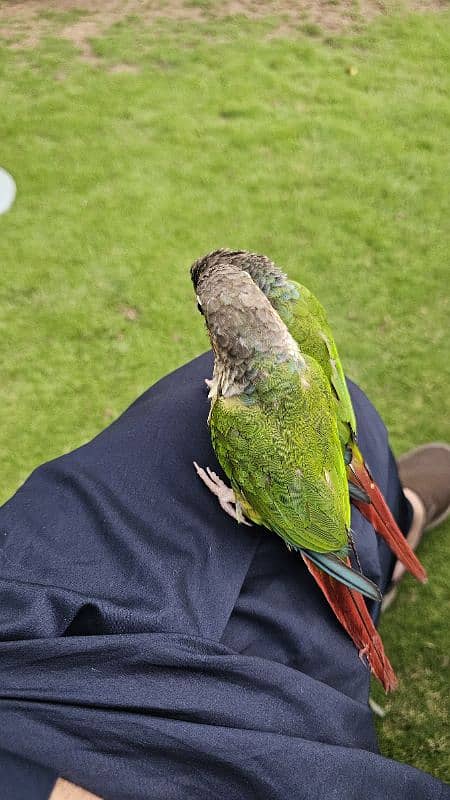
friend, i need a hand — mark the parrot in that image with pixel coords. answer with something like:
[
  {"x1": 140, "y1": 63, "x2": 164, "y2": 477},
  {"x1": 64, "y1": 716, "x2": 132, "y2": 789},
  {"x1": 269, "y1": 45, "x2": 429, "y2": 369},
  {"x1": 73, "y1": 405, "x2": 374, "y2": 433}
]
[
  {"x1": 191, "y1": 254, "x2": 397, "y2": 691},
  {"x1": 192, "y1": 249, "x2": 427, "y2": 587}
]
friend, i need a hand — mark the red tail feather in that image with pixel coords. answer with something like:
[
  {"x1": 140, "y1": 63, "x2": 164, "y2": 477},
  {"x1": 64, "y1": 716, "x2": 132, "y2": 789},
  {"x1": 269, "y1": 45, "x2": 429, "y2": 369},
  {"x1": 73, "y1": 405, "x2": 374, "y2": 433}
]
[
  {"x1": 303, "y1": 555, "x2": 398, "y2": 692},
  {"x1": 350, "y1": 460, "x2": 427, "y2": 584}
]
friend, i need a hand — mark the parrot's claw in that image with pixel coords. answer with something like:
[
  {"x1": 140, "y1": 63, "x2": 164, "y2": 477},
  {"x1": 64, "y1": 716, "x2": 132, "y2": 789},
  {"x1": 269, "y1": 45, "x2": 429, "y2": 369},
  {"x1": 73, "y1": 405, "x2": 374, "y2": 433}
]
[
  {"x1": 204, "y1": 378, "x2": 213, "y2": 389},
  {"x1": 234, "y1": 500, "x2": 248, "y2": 525},
  {"x1": 193, "y1": 462, "x2": 252, "y2": 526}
]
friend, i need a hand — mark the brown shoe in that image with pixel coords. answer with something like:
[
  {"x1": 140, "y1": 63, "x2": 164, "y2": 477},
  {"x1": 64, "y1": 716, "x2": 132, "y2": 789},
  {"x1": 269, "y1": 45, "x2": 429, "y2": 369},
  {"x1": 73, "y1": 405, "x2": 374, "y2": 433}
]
[
  {"x1": 382, "y1": 443, "x2": 450, "y2": 610},
  {"x1": 398, "y1": 442, "x2": 450, "y2": 531}
]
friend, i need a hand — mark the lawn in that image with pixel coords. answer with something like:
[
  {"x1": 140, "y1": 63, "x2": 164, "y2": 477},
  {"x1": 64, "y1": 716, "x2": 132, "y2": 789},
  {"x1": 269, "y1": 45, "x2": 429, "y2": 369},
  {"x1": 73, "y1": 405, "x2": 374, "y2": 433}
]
[{"x1": 0, "y1": 0, "x2": 449, "y2": 782}]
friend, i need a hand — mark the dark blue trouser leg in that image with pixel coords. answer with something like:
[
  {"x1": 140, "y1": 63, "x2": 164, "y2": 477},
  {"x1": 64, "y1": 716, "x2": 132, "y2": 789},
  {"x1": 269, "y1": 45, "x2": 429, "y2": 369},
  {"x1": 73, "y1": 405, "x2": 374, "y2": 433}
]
[{"x1": 0, "y1": 355, "x2": 444, "y2": 800}]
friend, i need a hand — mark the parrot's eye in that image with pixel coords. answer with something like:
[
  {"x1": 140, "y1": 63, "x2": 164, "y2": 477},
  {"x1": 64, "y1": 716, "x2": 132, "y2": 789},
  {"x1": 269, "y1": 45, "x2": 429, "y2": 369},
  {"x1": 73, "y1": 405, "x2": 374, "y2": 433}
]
[{"x1": 196, "y1": 296, "x2": 204, "y2": 315}]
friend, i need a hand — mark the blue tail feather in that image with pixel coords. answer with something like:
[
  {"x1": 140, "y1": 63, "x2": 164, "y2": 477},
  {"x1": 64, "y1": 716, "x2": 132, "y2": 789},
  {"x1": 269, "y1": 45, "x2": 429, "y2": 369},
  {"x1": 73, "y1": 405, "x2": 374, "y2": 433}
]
[
  {"x1": 303, "y1": 550, "x2": 382, "y2": 602},
  {"x1": 348, "y1": 482, "x2": 370, "y2": 503}
]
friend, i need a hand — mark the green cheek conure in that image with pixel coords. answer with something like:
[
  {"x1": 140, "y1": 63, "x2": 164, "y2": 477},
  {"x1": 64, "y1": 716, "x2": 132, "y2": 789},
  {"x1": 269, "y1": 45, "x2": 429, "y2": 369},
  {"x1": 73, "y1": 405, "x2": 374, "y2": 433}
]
[{"x1": 191, "y1": 254, "x2": 398, "y2": 691}]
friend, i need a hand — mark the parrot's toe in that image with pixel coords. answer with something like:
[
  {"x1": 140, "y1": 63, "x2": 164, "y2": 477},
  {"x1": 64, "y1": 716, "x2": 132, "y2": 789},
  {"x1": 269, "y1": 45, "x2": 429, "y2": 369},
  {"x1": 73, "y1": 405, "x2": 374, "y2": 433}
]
[{"x1": 193, "y1": 461, "x2": 251, "y2": 525}]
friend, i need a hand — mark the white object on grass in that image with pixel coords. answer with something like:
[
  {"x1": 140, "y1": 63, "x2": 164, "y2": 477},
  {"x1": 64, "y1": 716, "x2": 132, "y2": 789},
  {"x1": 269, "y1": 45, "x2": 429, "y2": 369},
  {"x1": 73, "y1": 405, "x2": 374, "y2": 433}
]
[
  {"x1": 369, "y1": 697, "x2": 387, "y2": 718},
  {"x1": 0, "y1": 167, "x2": 16, "y2": 214}
]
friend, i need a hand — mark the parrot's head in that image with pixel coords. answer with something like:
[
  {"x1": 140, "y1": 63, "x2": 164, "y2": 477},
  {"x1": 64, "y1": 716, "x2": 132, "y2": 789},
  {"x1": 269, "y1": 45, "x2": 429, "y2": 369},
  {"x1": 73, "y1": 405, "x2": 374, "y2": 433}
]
[
  {"x1": 191, "y1": 248, "x2": 287, "y2": 300},
  {"x1": 190, "y1": 251, "x2": 301, "y2": 396}
]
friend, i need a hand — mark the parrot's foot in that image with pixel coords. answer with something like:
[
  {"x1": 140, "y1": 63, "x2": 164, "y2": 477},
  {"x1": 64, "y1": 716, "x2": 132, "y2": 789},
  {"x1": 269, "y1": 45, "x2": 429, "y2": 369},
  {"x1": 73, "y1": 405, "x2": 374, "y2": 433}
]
[
  {"x1": 204, "y1": 378, "x2": 213, "y2": 389},
  {"x1": 193, "y1": 462, "x2": 252, "y2": 526}
]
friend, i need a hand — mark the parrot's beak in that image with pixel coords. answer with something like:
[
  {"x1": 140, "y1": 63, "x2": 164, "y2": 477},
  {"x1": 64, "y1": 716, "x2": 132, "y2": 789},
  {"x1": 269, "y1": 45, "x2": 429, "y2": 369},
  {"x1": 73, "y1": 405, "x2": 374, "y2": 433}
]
[{"x1": 196, "y1": 295, "x2": 204, "y2": 315}]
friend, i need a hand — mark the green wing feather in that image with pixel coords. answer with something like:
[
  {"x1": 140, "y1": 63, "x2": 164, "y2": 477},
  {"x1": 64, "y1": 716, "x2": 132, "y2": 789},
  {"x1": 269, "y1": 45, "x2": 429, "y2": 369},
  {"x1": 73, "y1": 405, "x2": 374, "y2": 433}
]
[
  {"x1": 210, "y1": 357, "x2": 350, "y2": 554},
  {"x1": 268, "y1": 280, "x2": 357, "y2": 444}
]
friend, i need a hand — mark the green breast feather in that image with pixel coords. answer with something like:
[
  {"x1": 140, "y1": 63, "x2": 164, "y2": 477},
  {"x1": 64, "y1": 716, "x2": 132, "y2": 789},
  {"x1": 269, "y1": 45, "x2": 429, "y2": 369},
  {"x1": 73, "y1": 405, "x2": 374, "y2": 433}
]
[{"x1": 210, "y1": 357, "x2": 350, "y2": 554}]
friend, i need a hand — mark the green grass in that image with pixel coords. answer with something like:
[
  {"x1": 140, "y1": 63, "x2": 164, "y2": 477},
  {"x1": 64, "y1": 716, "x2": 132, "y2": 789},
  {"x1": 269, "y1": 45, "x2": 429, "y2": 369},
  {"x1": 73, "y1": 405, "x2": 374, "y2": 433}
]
[{"x1": 1, "y1": 6, "x2": 449, "y2": 781}]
